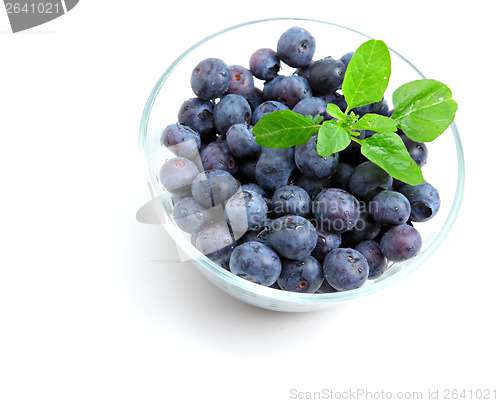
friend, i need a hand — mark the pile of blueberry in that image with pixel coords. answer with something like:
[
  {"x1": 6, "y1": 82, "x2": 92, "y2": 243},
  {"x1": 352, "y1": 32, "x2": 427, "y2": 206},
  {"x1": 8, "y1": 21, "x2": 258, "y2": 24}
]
[{"x1": 158, "y1": 26, "x2": 441, "y2": 293}]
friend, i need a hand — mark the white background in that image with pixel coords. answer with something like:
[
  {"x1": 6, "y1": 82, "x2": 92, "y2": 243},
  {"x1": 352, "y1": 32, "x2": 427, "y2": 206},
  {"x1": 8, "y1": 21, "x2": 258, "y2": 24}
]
[{"x1": 1, "y1": 1, "x2": 498, "y2": 402}]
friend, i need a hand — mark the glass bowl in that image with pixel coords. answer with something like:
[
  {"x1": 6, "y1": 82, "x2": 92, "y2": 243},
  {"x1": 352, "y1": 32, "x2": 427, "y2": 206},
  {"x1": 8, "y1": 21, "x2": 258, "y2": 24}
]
[{"x1": 138, "y1": 18, "x2": 465, "y2": 312}]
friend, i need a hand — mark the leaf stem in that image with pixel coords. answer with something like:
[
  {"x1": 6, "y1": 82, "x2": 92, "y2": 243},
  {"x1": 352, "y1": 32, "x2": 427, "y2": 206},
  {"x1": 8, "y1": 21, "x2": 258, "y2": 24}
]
[
  {"x1": 350, "y1": 136, "x2": 363, "y2": 145},
  {"x1": 344, "y1": 107, "x2": 351, "y2": 117}
]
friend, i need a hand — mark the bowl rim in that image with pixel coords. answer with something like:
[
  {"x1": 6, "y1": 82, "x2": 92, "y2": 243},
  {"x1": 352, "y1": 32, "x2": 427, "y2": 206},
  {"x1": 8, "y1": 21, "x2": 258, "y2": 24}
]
[{"x1": 138, "y1": 17, "x2": 465, "y2": 305}]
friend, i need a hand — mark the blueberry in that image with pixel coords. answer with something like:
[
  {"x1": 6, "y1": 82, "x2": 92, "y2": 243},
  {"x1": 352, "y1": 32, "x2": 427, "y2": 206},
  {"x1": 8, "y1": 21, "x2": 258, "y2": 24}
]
[
  {"x1": 255, "y1": 147, "x2": 295, "y2": 192},
  {"x1": 313, "y1": 188, "x2": 361, "y2": 233},
  {"x1": 398, "y1": 181, "x2": 440, "y2": 222},
  {"x1": 315, "y1": 280, "x2": 338, "y2": 293},
  {"x1": 308, "y1": 57, "x2": 346, "y2": 95},
  {"x1": 380, "y1": 224, "x2": 422, "y2": 262},
  {"x1": 241, "y1": 218, "x2": 273, "y2": 246},
  {"x1": 251, "y1": 100, "x2": 289, "y2": 125},
  {"x1": 342, "y1": 130, "x2": 375, "y2": 160},
  {"x1": 278, "y1": 256, "x2": 324, "y2": 293},
  {"x1": 225, "y1": 190, "x2": 268, "y2": 234},
  {"x1": 269, "y1": 281, "x2": 281, "y2": 289},
  {"x1": 376, "y1": 100, "x2": 392, "y2": 117},
  {"x1": 342, "y1": 209, "x2": 382, "y2": 245},
  {"x1": 355, "y1": 240, "x2": 387, "y2": 280},
  {"x1": 190, "y1": 58, "x2": 231, "y2": 100},
  {"x1": 348, "y1": 161, "x2": 393, "y2": 200},
  {"x1": 239, "y1": 159, "x2": 258, "y2": 182},
  {"x1": 341, "y1": 130, "x2": 367, "y2": 155},
  {"x1": 246, "y1": 87, "x2": 264, "y2": 110},
  {"x1": 400, "y1": 134, "x2": 428, "y2": 168},
  {"x1": 295, "y1": 135, "x2": 339, "y2": 179},
  {"x1": 352, "y1": 98, "x2": 388, "y2": 117},
  {"x1": 295, "y1": 64, "x2": 312, "y2": 82},
  {"x1": 226, "y1": 124, "x2": 262, "y2": 159},
  {"x1": 311, "y1": 228, "x2": 342, "y2": 262},
  {"x1": 295, "y1": 175, "x2": 330, "y2": 200},
  {"x1": 225, "y1": 65, "x2": 255, "y2": 98},
  {"x1": 191, "y1": 232, "x2": 198, "y2": 247},
  {"x1": 191, "y1": 169, "x2": 239, "y2": 208},
  {"x1": 196, "y1": 221, "x2": 240, "y2": 266},
  {"x1": 159, "y1": 157, "x2": 199, "y2": 194},
  {"x1": 262, "y1": 75, "x2": 285, "y2": 101},
  {"x1": 340, "y1": 51, "x2": 354, "y2": 68},
  {"x1": 292, "y1": 97, "x2": 330, "y2": 120},
  {"x1": 323, "y1": 248, "x2": 369, "y2": 291},
  {"x1": 249, "y1": 48, "x2": 281, "y2": 81},
  {"x1": 171, "y1": 188, "x2": 192, "y2": 206},
  {"x1": 213, "y1": 94, "x2": 251, "y2": 135},
  {"x1": 241, "y1": 183, "x2": 267, "y2": 197},
  {"x1": 229, "y1": 241, "x2": 282, "y2": 286},
  {"x1": 160, "y1": 123, "x2": 201, "y2": 160},
  {"x1": 173, "y1": 197, "x2": 211, "y2": 234},
  {"x1": 200, "y1": 140, "x2": 238, "y2": 175},
  {"x1": 370, "y1": 190, "x2": 411, "y2": 225},
  {"x1": 276, "y1": 75, "x2": 312, "y2": 109},
  {"x1": 177, "y1": 98, "x2": 215, "y2": 141},
  {"x1": 339, "y1": 148, "x2": 368, "y2": 167},
  {"x1": 322, "y1": 92, "x2": 347, "y2": 112},
  {"x1": 329, "y1": 162, "x2": 354, "y2": 190},
  {"x1": 277, "y1": 26, "x2": 316, "y2": 68},
  {"x1": 271, "y1": 185, "x2": 311, "y2": 218},
  {"x1": 269, "y1": 215, "x2": 318, "y2": 260}
]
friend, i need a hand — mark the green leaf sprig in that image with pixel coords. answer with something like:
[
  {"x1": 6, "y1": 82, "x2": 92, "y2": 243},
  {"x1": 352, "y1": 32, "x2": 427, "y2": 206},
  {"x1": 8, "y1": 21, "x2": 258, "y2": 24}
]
[{"x1": 253, "y1": 39, "x2": 458, "y2": 186}]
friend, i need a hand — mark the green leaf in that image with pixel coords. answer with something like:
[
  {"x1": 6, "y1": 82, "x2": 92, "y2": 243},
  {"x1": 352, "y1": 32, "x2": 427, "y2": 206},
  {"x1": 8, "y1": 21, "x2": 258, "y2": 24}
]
[
  {"x1": 351, "y1": 113, "x2": 397, "y2": 132},
  {"x1": 313, "y1": 115, "x2": 324, "y2": 125},
  {"x1": 306, "y1": 115, "x2": 324, "y2": 125},
  {"x1": 253, "y1": 110, "x2": 319, "y2": 148},
  {"x1": 360, "y1": 131, "x2": 424, "y2": 185},
  {"x1": 326, "y1": 103, "x2": 345, "y2": 121},
  {"x1": 342, "y1": 39, "x2": 391, "y2": 111},
  {"x1": 391, "y1": 79, "x2": 458, "y2": 142},
  {"x1": 345, "y1": 112, "x2": 359, "y2": 126},
  {"x1": 317, "y1": 121, "x2": 351, "y2": 157}
]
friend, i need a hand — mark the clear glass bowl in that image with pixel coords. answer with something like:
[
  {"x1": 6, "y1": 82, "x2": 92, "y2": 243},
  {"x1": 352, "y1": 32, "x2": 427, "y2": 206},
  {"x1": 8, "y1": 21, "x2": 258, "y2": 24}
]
[{"x1": 138, "y1": 18, "x2": 465, "y2": 312}]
